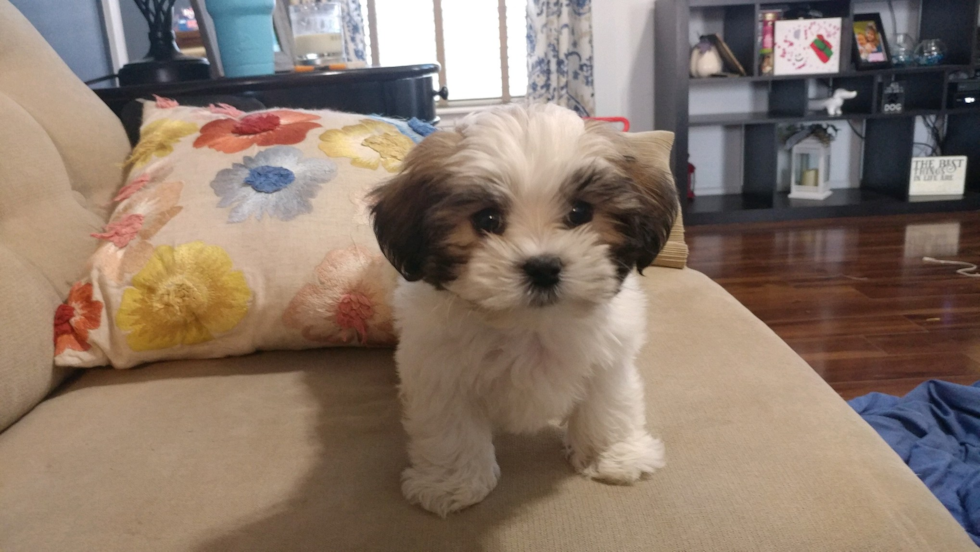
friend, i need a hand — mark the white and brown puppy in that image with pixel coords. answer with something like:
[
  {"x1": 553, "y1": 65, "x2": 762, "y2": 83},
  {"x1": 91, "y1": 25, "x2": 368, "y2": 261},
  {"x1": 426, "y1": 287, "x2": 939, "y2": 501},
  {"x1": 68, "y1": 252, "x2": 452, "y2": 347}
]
[{"x1": 370, "y1": 103, "x2": 677, "y2": 517}]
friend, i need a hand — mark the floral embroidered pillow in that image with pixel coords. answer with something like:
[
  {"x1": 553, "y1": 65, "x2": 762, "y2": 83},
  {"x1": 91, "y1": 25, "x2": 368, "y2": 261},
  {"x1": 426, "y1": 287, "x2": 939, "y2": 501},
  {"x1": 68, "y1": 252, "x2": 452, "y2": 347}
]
[{"x1": 54, "y1": 100, "x2": 433, "y2": 369}]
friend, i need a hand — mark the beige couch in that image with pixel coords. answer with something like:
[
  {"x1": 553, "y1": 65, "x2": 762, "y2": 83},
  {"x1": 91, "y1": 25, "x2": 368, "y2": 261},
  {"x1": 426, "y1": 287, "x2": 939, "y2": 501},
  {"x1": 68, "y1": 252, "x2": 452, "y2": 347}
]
[{"x1": 0, "y1": 3, "x2": 975, "y2": 550}]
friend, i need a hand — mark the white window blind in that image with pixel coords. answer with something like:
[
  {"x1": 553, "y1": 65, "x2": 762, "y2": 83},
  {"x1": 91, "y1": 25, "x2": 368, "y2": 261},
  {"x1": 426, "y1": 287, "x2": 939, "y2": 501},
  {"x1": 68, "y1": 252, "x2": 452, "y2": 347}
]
[{"x1": 362, "y1": 0, "x2": 528, "y2": 103}]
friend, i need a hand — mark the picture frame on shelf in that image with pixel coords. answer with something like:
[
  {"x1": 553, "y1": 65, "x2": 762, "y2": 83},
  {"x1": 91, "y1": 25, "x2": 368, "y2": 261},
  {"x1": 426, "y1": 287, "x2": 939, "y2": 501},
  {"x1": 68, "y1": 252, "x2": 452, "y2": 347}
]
[
  {"x1": 852, "y1": 13, "x2": 891, "y2": 70},
  {"x1": 773, "y1": 18, "x2": 843, "y2": 76},
  {"x1": 189, "y1": 0, "x2": 295, "y2": 78},
  {"x1": 706, "y1": 34, "x2": 747, "y2": 76}
]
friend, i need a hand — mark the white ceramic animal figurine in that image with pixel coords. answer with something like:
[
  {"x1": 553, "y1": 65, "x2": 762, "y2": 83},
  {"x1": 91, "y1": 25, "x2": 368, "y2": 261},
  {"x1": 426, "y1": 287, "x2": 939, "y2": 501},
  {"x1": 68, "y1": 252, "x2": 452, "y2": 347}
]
[
  {"x1": 809, "y1": 89, "x2": 858, "y2": 117},
  {"x1": 690, "y1": 38, "x2": 723, "y2": 78}
]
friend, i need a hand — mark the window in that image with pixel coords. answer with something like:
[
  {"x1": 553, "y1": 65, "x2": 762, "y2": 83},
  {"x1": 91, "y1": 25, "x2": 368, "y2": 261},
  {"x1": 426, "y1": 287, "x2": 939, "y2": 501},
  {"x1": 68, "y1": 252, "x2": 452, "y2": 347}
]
[{"x1": 361, "y1": 0, "x2": 528, "y2": 103}]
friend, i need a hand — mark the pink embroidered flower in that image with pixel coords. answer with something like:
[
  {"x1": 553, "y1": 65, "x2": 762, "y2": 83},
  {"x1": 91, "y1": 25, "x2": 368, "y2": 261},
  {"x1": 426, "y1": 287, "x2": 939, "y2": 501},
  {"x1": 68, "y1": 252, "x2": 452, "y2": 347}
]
[
  {"x1": 115, "y1": 175, "x2": 151, "y2": 203},
  {"x1": 90, "y1": 181, "x2": 184, "y2": 283},
  {"x1": 282, "y1": 245, "x2": 397, "y2": 346},
  {"x1": 204, "y1": 103, "x2": 245, "y2": 118},
  {"x1": 96, "y1": 180, "x2": 183, "y2": 246},
  {"x1": 115, "y1": 180, "x2": 183, "y2": 236},
  {"x1": 88, "y1": 240, "x2": 155, "y2": 285},
  {"x1": 154, "y1": 95, "x2": 179, "y2": 108},
  {"x1": 91, "y1": 214, "x2": 145, "y2": 247},
  {"x1": 115, "y1": 159, "x2": 174, "y2": 202},
  {"x1": 335, "y1": 292, "x2": 374, "y2": 340},
  {"x1": 54, "y1": 282, "x2": 103, "y2": 355}
]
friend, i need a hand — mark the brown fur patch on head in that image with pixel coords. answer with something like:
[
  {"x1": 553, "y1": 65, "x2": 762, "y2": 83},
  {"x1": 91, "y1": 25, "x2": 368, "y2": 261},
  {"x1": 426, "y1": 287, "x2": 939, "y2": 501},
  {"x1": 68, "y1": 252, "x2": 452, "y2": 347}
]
[
  {"x1": 571, "y1": 125, "x2": 679, "y2": 279},
  {"x1": 369, "y1": 130, "x2": 503, "y2": 287}
]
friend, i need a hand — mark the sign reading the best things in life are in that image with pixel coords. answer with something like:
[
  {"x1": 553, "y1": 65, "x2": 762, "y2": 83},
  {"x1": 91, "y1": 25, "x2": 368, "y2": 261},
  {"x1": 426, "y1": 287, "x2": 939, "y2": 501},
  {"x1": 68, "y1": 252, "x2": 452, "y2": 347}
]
[{"x1": 909, "y1": 156, "x2": 968, "y2": 196}]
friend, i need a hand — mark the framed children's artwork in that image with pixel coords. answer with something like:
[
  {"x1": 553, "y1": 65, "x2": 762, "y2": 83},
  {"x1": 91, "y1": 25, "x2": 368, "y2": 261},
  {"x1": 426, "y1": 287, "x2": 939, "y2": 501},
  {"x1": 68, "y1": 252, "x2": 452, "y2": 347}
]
[
  {"x1": 773, "y1": 18, "x2": 843, "y2": 76},
  {"x1": 852, "y1": 14, "x2": 891, "y2": 69}
]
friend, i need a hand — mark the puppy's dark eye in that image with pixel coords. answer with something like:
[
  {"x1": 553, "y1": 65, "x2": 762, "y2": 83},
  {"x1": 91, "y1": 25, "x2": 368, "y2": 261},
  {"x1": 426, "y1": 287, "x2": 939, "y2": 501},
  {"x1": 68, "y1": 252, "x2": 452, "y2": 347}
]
[
  {"x1": 566, "y1": 201, "x2": 594, "y2": 228},
  {"x1": 472, "y1": 208, "x2": 504, "y2": 235}
]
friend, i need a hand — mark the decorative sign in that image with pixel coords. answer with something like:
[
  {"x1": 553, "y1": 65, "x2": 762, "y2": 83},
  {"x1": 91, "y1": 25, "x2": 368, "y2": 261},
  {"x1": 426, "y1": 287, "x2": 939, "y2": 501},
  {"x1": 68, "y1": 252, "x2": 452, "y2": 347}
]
[
  {"x1": 909, "y1": 156, "x2": 967, "y2": 196},
  {"x1": 881, "y1": 81, "x2": 905, "y2": 114},
  {"x1": 774, "y1": 18, "x2": 843, "y2": 76}
]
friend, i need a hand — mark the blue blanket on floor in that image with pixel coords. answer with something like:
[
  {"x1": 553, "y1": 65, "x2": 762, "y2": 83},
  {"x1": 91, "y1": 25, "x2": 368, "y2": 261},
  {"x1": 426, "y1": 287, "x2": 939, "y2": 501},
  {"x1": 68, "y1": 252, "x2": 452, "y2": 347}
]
[{"x1": 850, "y1": 380, "x2": 980, "y2": 546}]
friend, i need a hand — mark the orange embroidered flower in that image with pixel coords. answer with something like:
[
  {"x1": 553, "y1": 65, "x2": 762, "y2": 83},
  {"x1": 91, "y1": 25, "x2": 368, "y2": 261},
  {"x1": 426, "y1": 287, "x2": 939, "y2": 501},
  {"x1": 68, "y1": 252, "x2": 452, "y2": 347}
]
[
  {"x1": 193, "y1": 110, "x2": 322, "y2": 154},
  {"x1": 54, "y1": 282, "x2": 103, "y2": 355},
  {"x1": 282, "y1": 245, "x2": 397, "y2": 346}
]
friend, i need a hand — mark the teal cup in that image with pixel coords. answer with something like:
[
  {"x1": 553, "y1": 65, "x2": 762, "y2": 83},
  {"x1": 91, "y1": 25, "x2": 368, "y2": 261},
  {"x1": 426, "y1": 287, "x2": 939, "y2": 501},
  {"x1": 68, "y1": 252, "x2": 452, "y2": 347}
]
[{"x1": 206, "y1": 0, "x2": 276, "y2": 77}]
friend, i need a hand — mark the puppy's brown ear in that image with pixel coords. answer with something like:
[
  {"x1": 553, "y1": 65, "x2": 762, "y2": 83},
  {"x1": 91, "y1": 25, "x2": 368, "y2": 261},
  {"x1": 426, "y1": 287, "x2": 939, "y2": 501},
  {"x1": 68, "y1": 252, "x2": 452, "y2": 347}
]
[
  {"x1": 369, "y1": 131, "x2": 461, "y2": 282},
  {"x1": 618, "y1": 131, "x2": 680, "y2": 273}
]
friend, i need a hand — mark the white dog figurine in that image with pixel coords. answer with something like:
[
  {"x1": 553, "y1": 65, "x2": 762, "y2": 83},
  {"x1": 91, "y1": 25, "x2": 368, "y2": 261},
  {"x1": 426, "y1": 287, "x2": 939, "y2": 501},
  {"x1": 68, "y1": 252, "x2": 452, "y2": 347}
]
[
  {"x1": 370, "y1": 103, "x2": 678, "y2": 517},
  {"x1": 809, "y1": 88, "x2": 858, "y2": 117}
]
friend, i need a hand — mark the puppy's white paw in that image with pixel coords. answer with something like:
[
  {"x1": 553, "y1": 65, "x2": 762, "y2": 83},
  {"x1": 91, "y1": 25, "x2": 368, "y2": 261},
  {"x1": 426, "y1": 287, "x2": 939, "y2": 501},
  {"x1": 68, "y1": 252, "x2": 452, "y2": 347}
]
[
  {"x1": 564, "y1": 442, "x2": 592, "y2": 473},
  {"x1": 401, "y1": 462, "x2": 500, "y2": 517},
  {"x1": 575, "y1": 433, "x2": 665, "y2": 484}
]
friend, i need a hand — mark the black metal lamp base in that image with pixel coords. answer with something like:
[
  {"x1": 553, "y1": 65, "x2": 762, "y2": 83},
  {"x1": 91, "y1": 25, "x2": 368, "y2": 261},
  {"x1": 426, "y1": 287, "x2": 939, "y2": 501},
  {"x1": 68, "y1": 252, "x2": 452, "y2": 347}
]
[
  {"x1": 118, "y1": 55, "x2": 211, "y2": 86},
  {"x1": 117, "y1": 4, "x2": 211, "y2": 87}
]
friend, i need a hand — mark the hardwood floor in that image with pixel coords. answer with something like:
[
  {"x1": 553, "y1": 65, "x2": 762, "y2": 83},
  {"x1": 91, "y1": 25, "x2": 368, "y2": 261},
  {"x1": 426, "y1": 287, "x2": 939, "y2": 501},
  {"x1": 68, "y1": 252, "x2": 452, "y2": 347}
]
[{"x1": 686, "y1": 211, "x2": 980, "y2": 400}]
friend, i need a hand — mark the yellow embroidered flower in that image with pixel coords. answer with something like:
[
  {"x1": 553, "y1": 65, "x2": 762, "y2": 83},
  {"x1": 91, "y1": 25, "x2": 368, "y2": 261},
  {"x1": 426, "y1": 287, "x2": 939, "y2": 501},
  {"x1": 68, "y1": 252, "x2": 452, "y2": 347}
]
[
  {"x1": 126, "y1": 119, "x2": 198, "y2": 167},
  {"x1": 117, "y1": 242, "x2": 251, "y2": 351},
  {"x1": 318, "y1": 119, "x2": 414, "y2": 172}
]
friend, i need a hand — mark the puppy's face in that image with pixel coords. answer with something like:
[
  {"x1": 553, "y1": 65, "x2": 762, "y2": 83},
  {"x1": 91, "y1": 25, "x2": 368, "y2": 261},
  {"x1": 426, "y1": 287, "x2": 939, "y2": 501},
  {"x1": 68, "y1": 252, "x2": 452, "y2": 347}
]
[{"x1": 371, "y1": 104, "x2": 677, "y2": 315}]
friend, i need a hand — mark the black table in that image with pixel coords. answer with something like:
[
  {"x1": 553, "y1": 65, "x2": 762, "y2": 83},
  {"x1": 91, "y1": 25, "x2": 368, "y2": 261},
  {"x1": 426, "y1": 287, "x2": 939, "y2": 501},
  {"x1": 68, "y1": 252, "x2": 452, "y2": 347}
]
[{"x1": 94, "y1": 63, "x2": 444, "y2": 125}]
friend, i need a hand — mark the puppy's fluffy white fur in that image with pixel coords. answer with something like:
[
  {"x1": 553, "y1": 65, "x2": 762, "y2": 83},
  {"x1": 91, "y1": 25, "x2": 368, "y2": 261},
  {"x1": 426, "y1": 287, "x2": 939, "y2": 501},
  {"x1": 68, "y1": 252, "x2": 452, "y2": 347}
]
[{"x1": 371, "y1": 103, "x2": 677, "y2": 517}]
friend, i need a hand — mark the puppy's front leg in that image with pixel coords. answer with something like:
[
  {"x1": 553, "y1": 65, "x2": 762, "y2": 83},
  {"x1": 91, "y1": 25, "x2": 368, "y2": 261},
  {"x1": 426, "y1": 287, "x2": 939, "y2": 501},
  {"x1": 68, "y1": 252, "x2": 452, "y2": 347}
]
[
  {"x1": 399, "y1": 371, "x2": 499, "y2": 517},
  {"x1": 565, "y1": 360, "x2": 665, "y2": 484}
]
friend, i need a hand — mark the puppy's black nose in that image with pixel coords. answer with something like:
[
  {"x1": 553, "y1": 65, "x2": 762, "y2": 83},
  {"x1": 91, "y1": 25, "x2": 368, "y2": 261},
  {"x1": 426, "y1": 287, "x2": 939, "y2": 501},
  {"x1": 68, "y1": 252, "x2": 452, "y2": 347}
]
[{"x1": 522, "y1": 255, "x2": 563, "y2": 288}]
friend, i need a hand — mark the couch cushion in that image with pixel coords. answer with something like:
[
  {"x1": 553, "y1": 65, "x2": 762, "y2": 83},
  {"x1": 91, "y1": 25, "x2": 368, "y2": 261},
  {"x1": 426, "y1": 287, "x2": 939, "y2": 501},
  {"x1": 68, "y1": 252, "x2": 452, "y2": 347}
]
[
  {"x1": 0, "y1": 92, "x2": 110, "y2": 431},
  {"x1": 0, "y1": 0, "x2": 130, "y2": 217},
  {"x1": 0, "y1": 0, "x2": 130, "y2": 431},
  {"x1": 0, "y1": 94, "x2": 106, "y2": 289},
  {"x1": 0, "y1": 244, "x2": 71, "y2": 431},
  {"x1": 0, "y1": 268, "x2": 973, "y2": 551}
]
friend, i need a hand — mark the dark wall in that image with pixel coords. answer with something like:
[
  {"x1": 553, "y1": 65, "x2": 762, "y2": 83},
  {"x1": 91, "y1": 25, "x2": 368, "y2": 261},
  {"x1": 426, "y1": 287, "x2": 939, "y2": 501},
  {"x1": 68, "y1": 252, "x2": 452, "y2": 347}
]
[{"x1": 10, "y1": 0, "x2": 113, "y2": 82}]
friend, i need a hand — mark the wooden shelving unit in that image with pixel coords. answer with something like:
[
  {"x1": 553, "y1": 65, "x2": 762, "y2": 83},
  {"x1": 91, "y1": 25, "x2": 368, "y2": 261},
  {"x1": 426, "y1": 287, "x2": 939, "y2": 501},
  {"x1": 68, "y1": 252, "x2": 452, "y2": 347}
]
[{"x1": 655, "y1": 0, "x2": 980, "y2": 224}]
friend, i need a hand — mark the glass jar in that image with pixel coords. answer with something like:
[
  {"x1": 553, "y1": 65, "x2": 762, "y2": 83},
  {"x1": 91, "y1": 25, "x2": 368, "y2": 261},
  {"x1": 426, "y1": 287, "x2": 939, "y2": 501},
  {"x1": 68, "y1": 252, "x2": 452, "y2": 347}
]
[
  {"x1": 891, "y1": 33, "x2": 915, "y2": 67},
  {"x1": 289, "y1": 0, "x2": 345, "y2": 66},
  {"x1": 914, "y1": 39, "x2": 947, "y2": 66}
]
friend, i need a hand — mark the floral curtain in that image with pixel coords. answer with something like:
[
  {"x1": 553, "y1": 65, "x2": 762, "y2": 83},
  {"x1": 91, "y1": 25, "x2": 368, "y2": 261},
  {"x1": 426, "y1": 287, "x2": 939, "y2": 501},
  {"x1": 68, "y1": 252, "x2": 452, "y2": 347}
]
[
  {"x1": 340, "y1": 0, "x2": 368, "y2": 63},
  {"x1": 526, "y1": 0, "x2": 595, "y2": 117}
]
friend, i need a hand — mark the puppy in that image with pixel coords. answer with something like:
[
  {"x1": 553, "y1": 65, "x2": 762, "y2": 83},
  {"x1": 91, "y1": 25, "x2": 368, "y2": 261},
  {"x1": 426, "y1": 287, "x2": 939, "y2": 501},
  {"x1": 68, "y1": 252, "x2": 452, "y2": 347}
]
[{"x1": 370, "y1": 103, "x2": 678, "y2": 517}]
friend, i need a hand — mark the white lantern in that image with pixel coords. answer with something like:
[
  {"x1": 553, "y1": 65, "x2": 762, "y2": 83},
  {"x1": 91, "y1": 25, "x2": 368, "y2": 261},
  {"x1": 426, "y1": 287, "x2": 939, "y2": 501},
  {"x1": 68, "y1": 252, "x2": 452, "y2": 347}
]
[{"x1": 789, "y1": 136, "x2": 832, "y2": 200}]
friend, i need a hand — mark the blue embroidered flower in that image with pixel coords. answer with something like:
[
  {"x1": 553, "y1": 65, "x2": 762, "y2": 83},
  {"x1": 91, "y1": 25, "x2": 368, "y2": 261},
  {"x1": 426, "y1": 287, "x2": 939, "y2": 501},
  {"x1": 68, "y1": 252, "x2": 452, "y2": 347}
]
[
  {"x1": 245, "y1": 166, "x2": 295, "y2": 193},
  {"x1": 210, "y1": 146, "x2": 337, "y2": 223}
]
